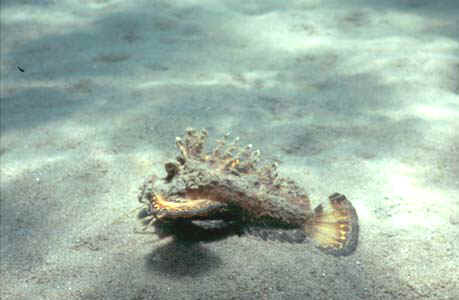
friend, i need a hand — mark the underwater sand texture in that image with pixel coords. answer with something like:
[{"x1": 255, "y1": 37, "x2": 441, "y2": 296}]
[{"x1": 1, "y1": 1, "x2": 459, "y2": 299}]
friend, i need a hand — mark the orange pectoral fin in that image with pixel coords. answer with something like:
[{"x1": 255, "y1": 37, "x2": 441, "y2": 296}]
[{"x1": 152, "y1": 193, "x2": 228, "y2": 219}]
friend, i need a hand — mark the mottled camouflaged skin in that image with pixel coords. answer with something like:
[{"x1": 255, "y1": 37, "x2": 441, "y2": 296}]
[{"x1": 138, "y1": 128, "x2": 359, "y2": 256}]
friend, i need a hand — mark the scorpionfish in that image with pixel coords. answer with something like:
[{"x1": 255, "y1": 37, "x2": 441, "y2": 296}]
[{"x1": 138, "y1": 128, "x2": 359, "y2": 256}]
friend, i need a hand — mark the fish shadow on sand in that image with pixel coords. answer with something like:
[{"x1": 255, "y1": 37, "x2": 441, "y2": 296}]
[{"x1": 144, "y1": 220, "x2": 240, "y2": 277}]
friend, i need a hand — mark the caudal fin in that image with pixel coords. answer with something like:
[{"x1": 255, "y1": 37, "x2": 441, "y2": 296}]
[{"x1": 305, "y1": 193, "x2": 359, "y2": 256}]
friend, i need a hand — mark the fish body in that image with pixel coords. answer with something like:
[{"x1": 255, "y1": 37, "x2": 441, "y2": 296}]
[{"x1": 138, "y1": 128, "x2": 359, "y2": 256}]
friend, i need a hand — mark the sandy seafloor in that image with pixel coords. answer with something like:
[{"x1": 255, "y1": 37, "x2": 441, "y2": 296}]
[{"x1": 1, "y1": 0, "x2": 459, "y2": 299}]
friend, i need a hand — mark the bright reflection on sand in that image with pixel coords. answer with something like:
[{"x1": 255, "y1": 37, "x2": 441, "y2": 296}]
[
  {"x1": 386, "y1": 163, "x2": 448, "y2": 228},
  {"x1": 414, "y1": 104, "x2": 459, "y2": 120}
]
